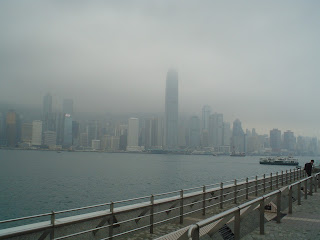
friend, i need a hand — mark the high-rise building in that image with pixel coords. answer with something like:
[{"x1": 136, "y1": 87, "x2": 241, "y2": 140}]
[
  {"x1": 201, "y1": 105, "x2": 211, "y2": 130},
  {"x1": 270, "y1": 128, "x2": 281, "y2": 152},
  {"x1": 92, "y1": 140, "x2": 101, "y2": 150},
  {"x1": 144, "y1": 117, "x2": 162, "y2": 149},
  {"x1": 283, "y1": 130, "x2": 296, "y2": 151},
  {"x1": 6, "y1": 111, "x2": 19, "y2": 147},
  {"x1": 43, "y1": 93, "x2": 52, "y2": 115},
  {"x1": 222, "y1": 122, "x2": 231, "y2": 146},
  {"x1": 63, "y1": 99, "x2": 74, "y2": 115},
  {"x1": 231, "y1": 119, "x2": 245, "y2": 153},
  {"x1": 63, "y1": 114, "x2": 73, "y2": 147},
  {"x1": 208, "y1": 113, "x2": 223, "y2": 147},
  {"x1": 31, "y1": 120, "x2": 42, "y2": 146},
  {"x1": 21, "y1": 123, "x2": 33, "y2": 144},
  {"x1": 127, "y1": 118, "x2": 139, "y2": 151},
  {"x1": 42, "y1": 93, "x2": 54, "y2": 132},
  {"x1": 87, "y1": 120, "x2": 98, "y2": 148},
  {"x1": 43, "y1": 131, "x2": 57, "y2": 148},
  {"x1": 165, "y1": 69, "x2": 179, "y2": 149}
]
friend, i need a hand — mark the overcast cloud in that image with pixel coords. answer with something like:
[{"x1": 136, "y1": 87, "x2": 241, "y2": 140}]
[{"x1": 1, "y1": 1, "x2": 320, "y2": 136}]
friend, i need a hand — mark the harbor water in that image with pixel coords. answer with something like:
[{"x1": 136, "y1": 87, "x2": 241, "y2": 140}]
[{"x1": 0, "y1": 150, "x2": 314, "y2": 223}]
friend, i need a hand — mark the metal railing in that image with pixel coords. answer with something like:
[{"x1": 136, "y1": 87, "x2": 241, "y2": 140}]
[
  {"x1": 187, "y1": 172, "x2": 320, "y2": 240},
  {"x1": 0, "y1": 168, "x2": 308, "y2": 240}
]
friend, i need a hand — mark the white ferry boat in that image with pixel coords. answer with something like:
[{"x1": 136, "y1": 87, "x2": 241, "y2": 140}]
[{"x1": 259, "y1": 156, "x2": 299, "y2": 166}]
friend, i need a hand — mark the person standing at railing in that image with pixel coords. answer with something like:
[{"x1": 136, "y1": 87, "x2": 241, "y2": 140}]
[{"x1": 304, "y1": 160, "x2": 314, "y2": 177}]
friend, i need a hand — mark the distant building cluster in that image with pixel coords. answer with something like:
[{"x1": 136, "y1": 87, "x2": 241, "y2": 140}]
[{"x1": 0, "y1": 70, "x2": 318, "y2": 156}]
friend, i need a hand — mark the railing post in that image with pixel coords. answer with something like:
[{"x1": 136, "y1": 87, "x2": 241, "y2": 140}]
[
  {"x1": 190, "y1": 225, "x2": 200, "y2": 240},
  {"x1": 270, "y1": 173, "x2": 273, "y2": 190},
  {"x1": 263, "y1": 174, "x2": 266, "y2": 192},
  {"x1": 318, "y1": 174, "x2": 320, "y2": 188},
  {"x1": 180, "y1": 190, "x2": 184, "y2": 224},
  {"x1": 286, "y1": 170, "x2": 288, "y2": 185},
  {"x1": 281, "y1": 170, "x2": 284, "y2": 186},
  {"x1": 246, "y1": 177, "x2": 249, "y2": 199},
  {"x1": 288, "y1": 186, "x2": 293, "y2": 214},
  {"x1": 255, "y1": 176, "x2": 258, "y2": 196},
  {"x1": 259, "y1": 198, "x2": 265, "y2": 235},
  {"x1": 290, "y1": 169, "x2": 292, "y2": 182},
  {"x1": 220, "y1": 182, "x2": 223, "y2": 209},
  {"x1": 234, "y1": 179, "x2": 237, "y2": 204},
  {"x1": 314, "y1": 176, "x2": 317, "y2": 192},
  {"x1": 150, "y1": 195, "x2": 154, "y2": 234},
  {"x1": 50, "y1": 211, "x2": 55, "y2": 240},
  {"x1": 234, "y1": 208, "x2": 241, "y2": 240},
  {"x1": 294, "y1": 169, "x2": 296, "y2": 181},
  {"x1": 276, "y1": 191, "x2": 281, "y2": 223},
  {"x1": 276, "y1": 172, "x2": 279, "y2": 188},
  {"x1": 300, "y1": 168, "x2": 302, "y2": 179},
  {"x1": 109, "y1": 202, "x2": 114, "y2": 240},
  {"x1": 202, "y1": 185, "x2": 206, "y2": 216},
  {"x1": 309, "y1": 177, "x2": 313, "y2": 196},
  {"x1": 298, "y1": 182, "x2": 301, "y2": 205},
  {"x1": 304, "y1": 180, "x2": 308, "y2": 199}
]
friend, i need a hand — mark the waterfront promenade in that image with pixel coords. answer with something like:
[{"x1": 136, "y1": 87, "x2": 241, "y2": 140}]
[{"x1": 242, "y1": 191, "x2": 320, "y2": 240}]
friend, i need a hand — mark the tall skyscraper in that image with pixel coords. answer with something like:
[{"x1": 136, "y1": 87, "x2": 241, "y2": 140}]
[
  {"x1": 283, "y1": 130, "x2": 296, "y2": 151},
  {"x1": 63, "y1": 114, "x2": 73, "y2": 147},
  {"x1": 231, "y1": 119, "x2": 245, "y2": 152},
  {"x1": 127, "y1": 118, "x2": 139, "y2": 151},
  {"x1": 270, "y1": 128, "x2": 281, "y2": 152},
  {"x1": 165, "y1": 69, "x2": 178, "y2": 149},
  {"x1": 201, "y1": 105, "x2": 211, "y2": 130},
  {"x1": 208, "y1": 113, "x2": 223, "y2": 147},
  {"x1": 42, "y1": 93, "x2": 54, "y2": 132}
]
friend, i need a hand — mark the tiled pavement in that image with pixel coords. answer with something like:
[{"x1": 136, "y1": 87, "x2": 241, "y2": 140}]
[{"x1": 242, "y1": 191, "x2": 320, "y2": 240}]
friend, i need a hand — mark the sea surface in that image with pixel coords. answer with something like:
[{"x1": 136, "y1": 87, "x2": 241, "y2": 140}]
[{"x1": 0, "y1": 149, "x2": 314, "y2": 226}]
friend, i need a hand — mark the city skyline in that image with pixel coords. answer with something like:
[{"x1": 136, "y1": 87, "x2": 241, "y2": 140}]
[{"x1": 1, "y1": 1, "x2": 320, "y2": 137}]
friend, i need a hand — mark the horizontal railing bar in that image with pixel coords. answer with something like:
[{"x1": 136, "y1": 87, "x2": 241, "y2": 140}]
[
  {"x1": 0, "y1": 212, "x2": 52, "y2": 224},
  {"x1": 55, "y1": 203, "x2": 110, "y2": 214},
  {"x1": 113, "y1": 195, "x2": 150, "y2": 204},
  {"x1": 153, "y1": 190, "x2": 181, "y2": 197}
]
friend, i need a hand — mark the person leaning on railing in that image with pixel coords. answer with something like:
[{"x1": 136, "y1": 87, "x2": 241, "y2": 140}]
[{"x1": 304, "y1": 160, "x2": 314, "y2": 177}]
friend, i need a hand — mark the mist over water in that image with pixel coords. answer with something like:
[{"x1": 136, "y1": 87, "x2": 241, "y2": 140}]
[{"x1": 0, "y1": 150, "x2": 312, "y2": 223}]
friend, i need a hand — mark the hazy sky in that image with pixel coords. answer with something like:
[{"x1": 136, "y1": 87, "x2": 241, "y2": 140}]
[{"x1": 1, "y1": 1, "x2": 320, "y2": 136}]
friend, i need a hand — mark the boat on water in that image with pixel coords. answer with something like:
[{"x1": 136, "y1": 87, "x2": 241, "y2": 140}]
[
  {"x1": 259, "y1": 156, "x2": 299, "y2": 166},
  {"x1": 191, "y1": 150, "x2": 215, "y2": 156},
  {"x1": 230, "y1": 152, "x2": 246, "y2": 157}
]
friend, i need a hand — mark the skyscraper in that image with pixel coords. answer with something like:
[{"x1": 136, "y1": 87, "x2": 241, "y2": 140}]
[
  {"x1": 42, "y1": 93, "x2": 54, "y2": 132},
  {"x1": 127, "y1": 118, "x2": 139, "y2": 151},
  {"x1": 201, "y1": 105, "x2": 211, "y2": 130},
  {"x1": 231, "y1": 119, "x2": 245, "y2": 152},
  {"x1": 63, "y1": 114, "x2": 73, "y2": 147},
  {"x1": 270, "y1": 128, "x2": 281, "y2": 152},
  {"x1": 165, "y1": 69, "x2": 178, "y2": 149},
  {"x1": 208, "y1": 113, "x2": 223, "y2": 147}
]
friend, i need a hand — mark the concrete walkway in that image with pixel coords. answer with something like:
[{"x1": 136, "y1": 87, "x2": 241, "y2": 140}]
[{"x1": 242, "y1": 191, "x2": 320, "y2": 240}]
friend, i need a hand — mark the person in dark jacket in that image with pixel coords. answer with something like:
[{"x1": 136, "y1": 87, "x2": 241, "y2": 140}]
[{"x1": 304, "y1": 160, "x2": 314, "y2": 177}]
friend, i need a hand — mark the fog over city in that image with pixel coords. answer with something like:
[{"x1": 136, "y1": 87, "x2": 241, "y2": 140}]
[{"x1": 1, "y1": 1, "x2": 320, "y2": 136}]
